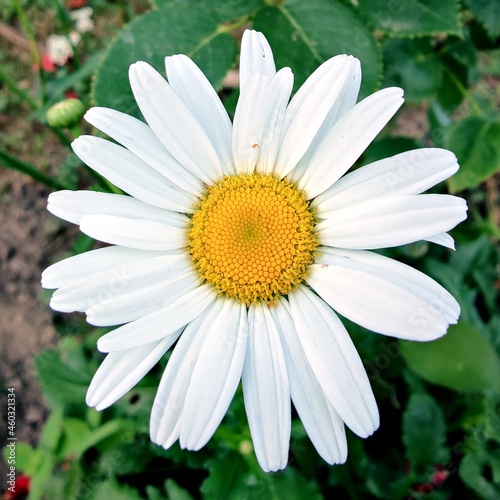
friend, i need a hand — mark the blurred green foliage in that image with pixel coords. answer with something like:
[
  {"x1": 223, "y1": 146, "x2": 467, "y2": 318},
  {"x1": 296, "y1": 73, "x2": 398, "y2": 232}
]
[{"x1": 1, "y1": 0, "x2": 500, "y2": 498}]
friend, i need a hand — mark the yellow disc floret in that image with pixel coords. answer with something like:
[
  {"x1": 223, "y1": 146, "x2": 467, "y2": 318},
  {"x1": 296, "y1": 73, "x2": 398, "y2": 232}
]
[{"x1": 188, "y1": 173, "x2": 318, "y2": 306}]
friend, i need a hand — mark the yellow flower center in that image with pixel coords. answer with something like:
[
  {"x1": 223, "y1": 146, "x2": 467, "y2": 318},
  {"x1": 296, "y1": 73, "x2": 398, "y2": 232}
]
[{"x1": 188, "y1": 173, "x2": 318, "y2": 306}]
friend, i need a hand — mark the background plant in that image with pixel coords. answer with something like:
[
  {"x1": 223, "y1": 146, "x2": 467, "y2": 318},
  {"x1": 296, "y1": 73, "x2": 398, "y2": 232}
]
[{"x1": 1, "y1": 0, "x2": 500, "y2": 498}]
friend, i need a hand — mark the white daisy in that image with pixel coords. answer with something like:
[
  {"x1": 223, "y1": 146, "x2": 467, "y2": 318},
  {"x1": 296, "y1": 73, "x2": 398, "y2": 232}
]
[
  {"x1": 46, "y1": 34, "x2": 73, "y2": 66},
  {"x1": 42, "y1": 30, "x2": 467, "y2": 472}
]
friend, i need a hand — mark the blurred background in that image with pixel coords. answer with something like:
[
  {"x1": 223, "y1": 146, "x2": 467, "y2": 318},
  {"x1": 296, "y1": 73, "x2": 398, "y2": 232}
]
[{"x1": 1, "y1": 0, "x2": 499, "y2": 498}]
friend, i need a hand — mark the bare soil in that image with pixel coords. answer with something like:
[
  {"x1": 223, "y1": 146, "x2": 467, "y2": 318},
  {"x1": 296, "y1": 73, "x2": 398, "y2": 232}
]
[{"x1": 0, "y1": 170, "x2": 56, "y2": 481}]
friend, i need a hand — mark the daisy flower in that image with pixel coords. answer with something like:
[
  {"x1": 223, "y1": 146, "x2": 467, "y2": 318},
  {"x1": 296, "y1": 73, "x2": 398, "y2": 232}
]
[
  {"x1": 42, "y1": 30, "x2": 467, "y2": 472},
  {"x1": 46, "y1": 34, "x2": 73, "y2": 66}
]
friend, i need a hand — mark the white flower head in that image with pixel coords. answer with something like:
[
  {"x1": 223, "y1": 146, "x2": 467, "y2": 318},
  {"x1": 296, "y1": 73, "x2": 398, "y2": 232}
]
[
  {"x1": 70, "y1": 7, "x2": 94, "y2": 34},
  {"x1": 46, "y1": 34, "x2": 73, "y2": 66},
  {"x1": 42, "y1": 30, "x2": 467, "y2": 472}
]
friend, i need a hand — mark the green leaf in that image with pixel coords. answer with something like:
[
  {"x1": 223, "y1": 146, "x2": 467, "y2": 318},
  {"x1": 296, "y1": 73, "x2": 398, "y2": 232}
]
[
  {"x1": 424, "y1": 259, "x2": 488, "y2": 337},
  {"x1": 357, "y1": 0, "x2": 462, "y2": 36},
  {"x1": 61, "y1": 462, "x2": 83, "y2": 500},
  {"x1": 165, "y1": 479, "x2": 194, "y2": 500},
  {"x1": 460, "y1": 448, "x2": 500, "y2": 499},
  {"x1": 202, "y1": 451, "x2": 322, "y2": 500},
  {"x1": 458, "y1": 396, "x2": 500, "y2": 498},
  {"x1": 440, "y1": 65, "x2": 469, "y2": 110},
  {"x1": 402, "y1": 393, "x2": 447, "y2": 470},
  {"x1": 27, "y1": 450, "x2": 56, "y2": 500},
  {"x1": 34, "y1": 340, "x2": 93, "y2": 408},
  {"x1": 200, "y1": 452, "x2": 249, "y2": 499},
  {"x1": 146, "y1": 486, "x2": 164, "y2": 500},
  {"x1": 86, "y1": 478, "x2": 143, "y2": 500},
  {"x1": 253, "y1": 0, "x2": 381, "y2": 97},
  {"x1": 153, "y1": 0, "x2": 263, "y2": 22},
  {"x1": 382, "y1": 38, "x2": 443, "y2": 102},
  {"x1": 3, "y1": 442, "x2": 38, "y2": 475},
  {"x1": 97, "y1": 438, "x2": 152, "y2": 476},
  {"x1": 92, "y1": 6, "x2": 238, "y2": 117},
  {"x1": 428, "y1": 101, "x2": 452, "y2": 147},
  {"x1": 270, "y1": 468, "x2": 322, "y2": 500},
  {"x1": 463, "y1": 0, "x2": 500, "y2": 38},
  {"x1": 436, "y1": 39, "x2": 478, "y2": 112},
  {"x1": 60, "y1": 419, "x2": 134, "y2": 460},
  {"x1": 401, "y1": 322, "x2": 500, "y2": 393},
  {"x1": 59, "y1": 419, "x2": 90, "y2": 460},
  {"x1": 39, "y1": 407, "x2": 64, "y2": 453},
  {"x1": 365, "y1": 459, "x2": 412, "y2": 499},
  {"x1": 449, "y1": 235, "x2": 499, "y2": 314},
  {"x1": 446, "y1": 116, "x2": 500, "y2": 192},
  {"x1": 361, "y1": 137, "x2": 421, "y2": 165}
]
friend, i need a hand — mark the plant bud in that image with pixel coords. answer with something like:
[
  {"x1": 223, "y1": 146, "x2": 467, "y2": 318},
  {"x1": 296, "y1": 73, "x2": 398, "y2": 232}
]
[{"x1": 47, "y1": 98, "x2": 85, "y2": 128}]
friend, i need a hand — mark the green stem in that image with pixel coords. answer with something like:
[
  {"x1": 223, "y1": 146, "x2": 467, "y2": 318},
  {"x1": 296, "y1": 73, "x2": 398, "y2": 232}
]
[
  {"x1": 187, "y1": 15, "x2": 252, "y2": 60},
  {"x1": 52, "y1": 127, "x2": 72, "y2": 148},
  {"x1": 442, "y1": 65, "x2": 482, "y2": 116},
  {"x1": 13, "y1": 0, "x2": 40, "y2": 66},
  {"x1": 219, "y1": 16, "x2": 253, "y2": 34},
  {"x1": 13, "y1": 0, "x2": 46, "y2": 102},
  {"x1": 0, "y1": 65, "x2": 39, "y2": 109},
  {"x1": 0, "y1": 148, "x2": 68, "y2": 191}
]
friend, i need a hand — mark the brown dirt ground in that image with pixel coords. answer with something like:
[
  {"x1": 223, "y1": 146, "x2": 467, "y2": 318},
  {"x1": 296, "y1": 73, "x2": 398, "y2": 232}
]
[{"x1": 0, "y1": 169, "x2": 55, "y2": 480}]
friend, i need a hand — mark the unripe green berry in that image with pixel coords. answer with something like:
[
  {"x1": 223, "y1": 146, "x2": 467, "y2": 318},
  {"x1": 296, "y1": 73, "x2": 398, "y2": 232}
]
[{"x1": 47, "y1": 98, "x2": 85, "y2": 128}]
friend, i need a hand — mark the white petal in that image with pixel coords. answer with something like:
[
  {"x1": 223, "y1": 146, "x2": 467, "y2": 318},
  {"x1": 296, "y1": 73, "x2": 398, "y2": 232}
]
[
  {"x1": 72, "y1": 136, "x2": 194, "y2": 213},
  {"x1": 314, "y1": 148, "x2": 459, "y2": 215},
  {"x1": 49, "y1": 253, "x2": 191, "y2": 313},
  {"x1": 425, "y1": 232, "x2": 455, "y2": 249},
  {"x1": 240, "y1": 30, "x2": 276, "y2": 89},
  {"x1": 180, "y1": 300, "x2": 248, "y2": 450},
  {"x1": 242, "y1": 303, "x2": 290, "y2": 472},
  {"x1": 47, "y1": 190, "x2": 189, "y2": 227},
  {"x1": 316, "y1": 194, "x2": 467, "y2": 249},
  {"x1": 335, "y1": 57, "x2": 362, "y2": 119},
  {"x1": 308, "y1": 248, "x2": 460, "y2": 340},
  {"x1": 165, "y1": 55, "x2": 234, "y2": 175},
  {"x1": 80, "y1": 214, "x2": 186, "y2": 251},
  {"x1": 96, "y1": 285, "x2": 216, "y2": 352},
  {"x1": 271, "y1": 299, "x2": 347, "y2": 464},
  {"x1": 150, "y1": 308, "x2": 211, "y2": 448},
  {"x1": 257, "y1": 68, "x2": 293, "y2": 174},
  {"x1": 288, "y1": 285, "x2": 379, "y2": 438},
  {"x1": 42, "y1": 246, "x2": 155, "y2": 289},
  {"x1": 232, "y1": 73, "x2": 269, "y2": 174},
  {"x1": 299, "y1": 87, "x2": 405, "y2": 199},
  {"x1": 232, "y1": 68, "x2": 293, "y2": 175},
  {"x1": 289, "y1": 58, "x2": 361, "y2": 183},
  {"x1": 87, "y1": 269, "x2": 200, "y2": 326},
  {"x1": 87, "y1": 333, "x2": 181, "y2": 411},
  {"x1": 274, "y1": 55, "x2": 355, "y2": 179},
  {"x1": 84, "y1": 107, "x2": 202, "y2": 196},
  {"x1": 129, "y1": 62, "x2": 223, "y2": 184}
]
